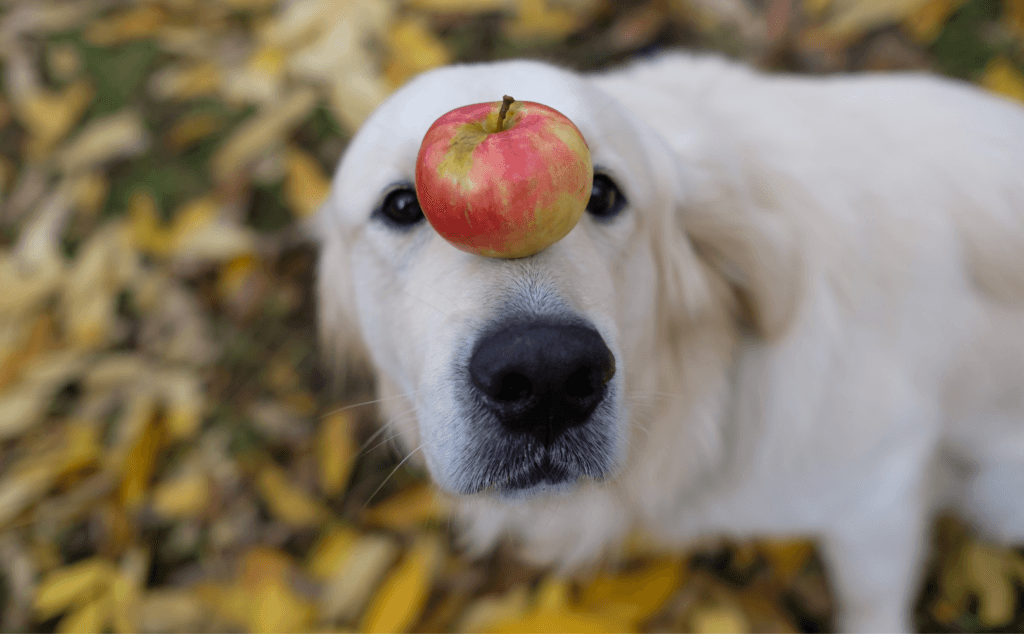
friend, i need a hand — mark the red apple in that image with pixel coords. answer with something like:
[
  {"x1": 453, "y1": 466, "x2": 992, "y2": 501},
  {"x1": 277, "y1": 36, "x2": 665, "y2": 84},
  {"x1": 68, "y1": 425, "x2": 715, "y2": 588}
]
[{"x1": 415, "y1": 95, "x2": 593, "y2": 258}]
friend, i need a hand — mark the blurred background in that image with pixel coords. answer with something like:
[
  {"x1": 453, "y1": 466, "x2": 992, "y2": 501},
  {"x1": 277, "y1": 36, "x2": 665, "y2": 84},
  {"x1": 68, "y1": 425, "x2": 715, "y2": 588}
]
[{"x1": 0, "y1": 0, "x2": 1022, "y2": 632}]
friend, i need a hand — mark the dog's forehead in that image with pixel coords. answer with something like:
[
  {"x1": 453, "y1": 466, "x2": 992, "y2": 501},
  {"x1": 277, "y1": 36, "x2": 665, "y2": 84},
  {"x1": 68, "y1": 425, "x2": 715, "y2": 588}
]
[{"x1": 331, "y1": 61, "x2": 610, "y2": 223}]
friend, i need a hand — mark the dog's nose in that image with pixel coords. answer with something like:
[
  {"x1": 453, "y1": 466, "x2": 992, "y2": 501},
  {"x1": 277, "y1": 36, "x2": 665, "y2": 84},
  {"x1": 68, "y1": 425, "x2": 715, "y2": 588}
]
[{"x1": 469, "y1": 323, "x2": 615, "y2": 444}]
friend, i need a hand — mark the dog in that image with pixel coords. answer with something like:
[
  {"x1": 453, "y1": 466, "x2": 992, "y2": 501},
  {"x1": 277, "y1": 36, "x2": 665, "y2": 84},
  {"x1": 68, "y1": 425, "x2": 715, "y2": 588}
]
[{"x1": 316, "y1": 53, "x2": 1024, "y2": 632}]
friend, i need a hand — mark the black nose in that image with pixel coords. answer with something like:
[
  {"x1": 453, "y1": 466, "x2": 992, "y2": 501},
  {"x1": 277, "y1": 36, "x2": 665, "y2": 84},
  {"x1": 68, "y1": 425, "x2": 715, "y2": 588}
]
[{"x1": 469, "y1": 322, "x2": 615, "y2": 444}]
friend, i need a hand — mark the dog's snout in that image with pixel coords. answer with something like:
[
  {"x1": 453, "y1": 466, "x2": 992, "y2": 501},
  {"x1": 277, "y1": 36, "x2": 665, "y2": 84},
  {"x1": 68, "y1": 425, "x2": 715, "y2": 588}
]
[{"x1": 469, "y1": 323, "x2": 615, "y2": 444}]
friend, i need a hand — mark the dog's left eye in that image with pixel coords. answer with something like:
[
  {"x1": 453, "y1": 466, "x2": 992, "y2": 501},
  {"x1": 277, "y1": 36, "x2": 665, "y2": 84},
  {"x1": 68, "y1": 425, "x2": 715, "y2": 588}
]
[
  {"x1": 586, "y1": 174, "x2": 627, "y2": 220},
  {"x1": 378, "y1": 188, "x2": 425, "y2": 227}
]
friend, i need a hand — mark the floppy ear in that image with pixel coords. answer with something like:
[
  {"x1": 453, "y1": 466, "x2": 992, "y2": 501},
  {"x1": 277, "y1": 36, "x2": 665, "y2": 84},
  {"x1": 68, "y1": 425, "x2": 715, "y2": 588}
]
[
  {"x1": 315, "y1": 209, "x2": 373, "y2": 392},
  {"x1": 638, "y1": 119, "x2": 803, "y2": 340}
]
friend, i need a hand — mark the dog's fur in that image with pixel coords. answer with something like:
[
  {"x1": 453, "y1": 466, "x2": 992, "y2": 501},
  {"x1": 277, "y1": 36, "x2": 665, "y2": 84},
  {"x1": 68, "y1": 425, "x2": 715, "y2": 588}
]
[{"x1": 316, "y1": 53, "x2": 1024, "y2": 631}]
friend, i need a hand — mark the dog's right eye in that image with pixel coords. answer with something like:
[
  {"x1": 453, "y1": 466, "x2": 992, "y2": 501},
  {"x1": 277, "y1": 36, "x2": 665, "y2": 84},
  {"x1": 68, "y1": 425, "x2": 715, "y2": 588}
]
[{"x1": 378, "y1": 188, "x2": 424, "y2": 227}]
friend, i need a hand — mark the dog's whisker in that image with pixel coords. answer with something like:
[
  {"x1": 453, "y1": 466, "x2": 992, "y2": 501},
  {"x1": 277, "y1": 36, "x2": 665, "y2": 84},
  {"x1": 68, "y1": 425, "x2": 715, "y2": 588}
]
[
  {"x1": 320, "y1": 389, "x2": 422, "y2": 419},
  {"x1": 363, "y1": 441, "x2": 427, "y2": 509},
  {"x1": 401, "y1": 289, "x2": 451, "y2": 318},
  {"x1": 422, "y1": 282, "x2": 462, "y2": 313}
]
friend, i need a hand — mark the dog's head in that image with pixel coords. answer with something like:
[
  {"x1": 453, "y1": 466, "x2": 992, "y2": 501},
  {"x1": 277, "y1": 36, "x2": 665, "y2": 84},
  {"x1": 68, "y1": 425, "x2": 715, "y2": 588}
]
[{"x1": 318, "y1": 59, "x2": 800, "y2": 508}]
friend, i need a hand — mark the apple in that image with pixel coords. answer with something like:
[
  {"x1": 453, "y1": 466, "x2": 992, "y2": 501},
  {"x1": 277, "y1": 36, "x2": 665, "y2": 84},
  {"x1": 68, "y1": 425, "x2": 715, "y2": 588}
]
[{"x1": 415, "y1": 95, "x2": 593, "y2": 258}]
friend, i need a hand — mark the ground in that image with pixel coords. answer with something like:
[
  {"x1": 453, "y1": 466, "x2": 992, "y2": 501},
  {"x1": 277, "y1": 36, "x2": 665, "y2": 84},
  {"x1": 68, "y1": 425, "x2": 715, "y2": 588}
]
[{"x1": 0, "y1": 0, "x2": 1023, "y2": 632}]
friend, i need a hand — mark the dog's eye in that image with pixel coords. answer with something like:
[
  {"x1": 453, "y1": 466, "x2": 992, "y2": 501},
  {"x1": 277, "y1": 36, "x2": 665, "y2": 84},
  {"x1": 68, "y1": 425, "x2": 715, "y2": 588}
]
[
  {"x1": 586, "y1": 174, "x2": 627, "y2": 220},
  {"x1": 378, "y1": 188, "x2": 424, "y2": 227}
]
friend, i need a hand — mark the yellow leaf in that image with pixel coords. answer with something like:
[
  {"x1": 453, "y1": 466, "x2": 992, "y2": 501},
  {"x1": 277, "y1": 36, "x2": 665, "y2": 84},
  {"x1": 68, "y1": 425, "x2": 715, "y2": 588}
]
[
  {"x1": 128, "y1": 191, "x2": 173, "y2": 258},
  {"x1": 483, "y1": 578, "x2": 635, "y2": 634},
  {"x1": 150, "y1": 61, "x2": 222, "y2": 101},
  {"x1": 363, "y1": 482, "x2": 453, "y2": 529},
  {"x1": 109, "y1": 573, "x2": 140, "y2": 634},
  {"x1": 1005, "y1": 0, "x2": 1024, "y2": 37},
  {"x1": 285, "y1": 147, "x2": 331, "y2": 219},
  {"x1": 319, "y1": 534, "x2": 400, "y2": 622},
  {"x1": 385, "y1": 19, "x2": 453, "y2": 88},
  {"x1": 318, "y1": 411, "x2": 356, "y2": 497},
  {"x1": 306, "y1": 524, "x2": 360, "y2": 580},
  {"x1": 225, "y1": 46, "x2": 287, "y2": 104},
  {"x1": 119, "y1": 416, "x2": 163, "y2": 509},
  {"x1": 457, "y1": 586, "x2": 531, "y2": 632},
  {"x1": 803, "y1": 0, "x2": 832, "y2": 18},
  {"x1": 15, "y1": 79, "x2": 94, "y2": 158},
  {"x1": 360, "y1": 533, "x2": 445, "y2": 633},
  {"x1": 965, "y1": 542, "x2": 1017, "y2": 627},
  {"x1": 0, "y1": 458, "x2": 59, "y2": 527},
  {"x1": 152, "y1": 470, "x2": 211, "y2": 519},
  {"x1": 85, "y1": 5, "x2": 167, "y2": 46},
  {"x1": 689, "y1": 602, "x2": 751, "y2": 634},
  {"x1": 70, "y1": 172, "x2": 109, "y2": 218},
  {"x1": 823, "y1": 0, "x2": 935, "y2": 37},
  {"x1": 239, "y1": 548, "x2": 316, "y2": 634},
  {"x1": 137, "y1": 589, "x2": 208, "y2": 633},
  {"x1": 168, "y1": 196, "x2": 256, "y2": 264},
  {"x1": 212, "y1": 88, "x2": 318, "y2": 181},
  {"x1": 505, "y1": 0, "x2": 581, "y2": 42},
  {"x1": 0, "y1": 382, "x2": 54, "y2": 440},
  {"x1": 578, "y1": 558, "x2": 685, "y2": 623},
  {"x1": 56, "y1": 594, "x2": 110, "y2": 634},
  {"x1": 757, "y1": 538, "x2": 815, "y2": 583},
  {"x1": 166, "y1": 112, "x2": 224, "y2": 152},
  {"x1": 406, "y1": 0, "x2": 511, "y2": 11},
  {"x1": 158, "y1": 370, "x2": 205, "y2": 440},
  {"x1": 902, "y1": 0, "x2": 966, "y2": 44},
  {"x1": 329, "y1": 70, "x2": 392, "y2": 131},
  {"x1": 981, "y1": 57, "x2": 1024, "y2": 105},
  {"x1": 58, "y1": 110, "x2": 150, "y2": 174},
  {"x1": 59, "y1": 421, "x2": 101, "y2": 476},
  {"x1": 257, "y1": 464, "x2": 328, "y2": 527},
  {"x1": 34, "y1": 558, "x2": 116, "y2": 620}
]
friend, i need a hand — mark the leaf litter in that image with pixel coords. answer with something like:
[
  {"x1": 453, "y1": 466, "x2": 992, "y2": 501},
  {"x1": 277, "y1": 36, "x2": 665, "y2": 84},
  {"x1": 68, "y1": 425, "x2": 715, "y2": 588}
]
[{"x1": 0, "y1": 0, "x2": 1021, "y2": 632}]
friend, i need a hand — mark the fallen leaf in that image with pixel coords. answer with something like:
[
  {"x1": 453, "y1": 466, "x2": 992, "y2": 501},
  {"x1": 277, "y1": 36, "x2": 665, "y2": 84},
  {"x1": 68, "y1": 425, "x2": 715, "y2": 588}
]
[
  {"x1": 405, "y1": 0, "x2": 511, "y2": 12},
  {"x1": 137, "y1": 589, "x2": 208, "y2": 633},
  {"x1": 902, "y1": 0, "x2": 967, "y2": 44},
  {"x1": 363, "y1": 482, "x2": 452, "y2": 530},
  {"x1": 56, "y1": 592, "x2": 110, "y2": 634},
  {"x1": 157, "y1": 369, "x2": 206, "y2": 440},
  {"x1": 58, "y1": 110, "x2": 150, "y2": 174},
  {"x1": 238, "y1": 548, "x2": 317, "y2": 634},
  {"x1": 822, "y1": 0, "x2": 933, "y2": 37},
  {"x1": 12, "y1": 77, "x2": 95, "y2": 158},
  {"x1": 318, "y1": 411, "x2": 357, "y2": 496},
  {"x1": 34, "y1": 557, "x2": 116, "y2": 620},
  {"x1": 84, "y1": 5, "x2": 167, "y2": 46},
  {"x1": 360, "y1": 533, "x2": 446, "y2": 633},
  {"x1": 0, "y1": 455, "x2": 60, "y2": 527},
  {"x1": 152, "y1": 469, "x2": 211, "y2": 519},
  {"x1": 165, "y1": 112, "x2": 225, "y2": 151},
  {"x1": 256, "y1": 463, "x2": 329, "y2": 527},
  {"x1": 319, "y1": 534, "x2": 400, "y2": 622},
  {"x1": 149, "y1": 61, "x2": 222, "y2": 101},
  {"x1": 306, "y1": 523, "x2": 360, "y2": 580},
  {"x1": 285, "y1": 146, "x2": 331, "y2": 219},
  {"x1": 384, "y1": 18, "x2": 453, "y2": 88},
  {"x1": 981, "y1": 56, "x2": 1024, "y2": 105},
  {"x1": 504, "y1": 0, "x2": 582, "y2": 41},
  {"x1": 224, "y1": 46, "x2": 287, "y2": 105},
  {"x1": 118, "y1": 412, "x2": 163, "y2": 509},
  {"x1": 689, "y1": 601, "x2": 751, "y2": 634},
  {"x1": 578, "y1": 558, "x2": 686, "y2": 624},
  {"x1": 212, "y1": 88, "x2": 318, "y2": 182},
  {"x1": 457, "y1": 585, "x2": 531, "y2": 632}
]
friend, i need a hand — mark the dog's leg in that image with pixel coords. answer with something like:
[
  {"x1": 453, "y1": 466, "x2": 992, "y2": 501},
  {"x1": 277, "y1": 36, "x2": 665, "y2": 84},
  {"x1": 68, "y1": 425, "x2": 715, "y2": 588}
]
[
  {"x1": 965, "y1": 456, "x2": 1024, "y2": 544},
  {"x1": 820, "y1": 507, "x2": 928, "y2": 633}
]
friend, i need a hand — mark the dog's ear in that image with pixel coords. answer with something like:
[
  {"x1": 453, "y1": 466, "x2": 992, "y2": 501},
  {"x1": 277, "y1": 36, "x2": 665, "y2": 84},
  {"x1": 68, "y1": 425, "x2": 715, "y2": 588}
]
[
  {"x1": 641, "y1": 122, "x2": 803, "y2": 340},
  {"x1": 315, "y1": 210, "x2": 373, "y2": 392}
]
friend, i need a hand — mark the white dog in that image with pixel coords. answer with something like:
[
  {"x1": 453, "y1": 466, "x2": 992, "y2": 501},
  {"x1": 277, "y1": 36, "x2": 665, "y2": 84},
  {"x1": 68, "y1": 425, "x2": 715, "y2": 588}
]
[{"x1": 316, "y1": 53, "x2": 1024, "y2": 632}]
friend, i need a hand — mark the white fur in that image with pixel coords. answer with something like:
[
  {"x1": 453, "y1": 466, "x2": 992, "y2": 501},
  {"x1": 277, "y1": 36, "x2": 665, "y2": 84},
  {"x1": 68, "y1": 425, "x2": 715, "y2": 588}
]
[{"x1": 317, "y1": 53, "x2": 1024, "y2": 632}]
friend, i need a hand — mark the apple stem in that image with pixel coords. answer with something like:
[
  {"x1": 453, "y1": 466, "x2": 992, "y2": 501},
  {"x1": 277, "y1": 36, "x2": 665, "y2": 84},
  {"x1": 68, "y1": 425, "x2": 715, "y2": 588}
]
[{"x1": 495, "y1": 95, "x2": 515, "y2": 132}]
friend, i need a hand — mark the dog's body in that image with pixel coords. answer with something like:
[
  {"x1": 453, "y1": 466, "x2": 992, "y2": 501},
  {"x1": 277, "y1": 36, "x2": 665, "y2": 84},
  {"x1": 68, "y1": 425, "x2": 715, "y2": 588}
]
[{"x1": 317, "y1": 53, "x2": 1024, "y2": 631}]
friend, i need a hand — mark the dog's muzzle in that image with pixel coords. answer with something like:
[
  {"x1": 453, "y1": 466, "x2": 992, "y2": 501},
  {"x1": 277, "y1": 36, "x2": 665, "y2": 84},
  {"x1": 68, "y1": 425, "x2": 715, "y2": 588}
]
[{"x1": 468, "y1": 322, "x2": 616, "y2": 445}]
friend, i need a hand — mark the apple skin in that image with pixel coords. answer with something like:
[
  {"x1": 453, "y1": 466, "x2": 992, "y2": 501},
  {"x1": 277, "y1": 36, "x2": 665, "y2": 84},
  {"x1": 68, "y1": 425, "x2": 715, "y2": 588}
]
[{"x1": 414, "y1": 98, "x2": 593, "y2": 259}]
